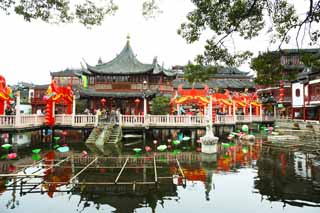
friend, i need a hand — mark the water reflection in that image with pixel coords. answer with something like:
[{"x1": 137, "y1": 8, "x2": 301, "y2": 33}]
[
  {"x1": 255, "y1": 149, "x2": 320, "y2": 207},
  {"x1": 0, "y1": 130, "x2": 319, "y2": 212}
]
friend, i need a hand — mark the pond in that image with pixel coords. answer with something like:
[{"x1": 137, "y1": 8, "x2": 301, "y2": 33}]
[{"x1": 0, "y1": 129, "x2": 319, "y2": 213}]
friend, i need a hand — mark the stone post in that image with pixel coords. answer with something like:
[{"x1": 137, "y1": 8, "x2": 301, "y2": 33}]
[
  {"x1": 201, "y1": 94, "x2": 219, "y2": 154},
  {"x1": 15, "y1": 91, "x2": 21, "y2": 127}
]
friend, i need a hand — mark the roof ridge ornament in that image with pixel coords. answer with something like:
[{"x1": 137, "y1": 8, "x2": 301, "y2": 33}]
[{"x1": 127, "y1": 34, "x2": 130, "y2": 41}]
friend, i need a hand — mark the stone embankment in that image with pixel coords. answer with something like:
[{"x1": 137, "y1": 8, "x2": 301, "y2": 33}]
[{"x1": 275, "y1": 119, "x2": 320, "y2": 133}]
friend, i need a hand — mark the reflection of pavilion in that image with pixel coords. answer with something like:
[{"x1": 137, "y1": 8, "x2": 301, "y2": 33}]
[{"x1": 255, "y1": 151, "x2": 320, "y2": 207}]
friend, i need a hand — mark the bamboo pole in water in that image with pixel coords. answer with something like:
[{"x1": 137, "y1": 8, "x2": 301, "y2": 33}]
[
  {"x1": 176, "y1": 158, "x2": 185, "y2": 179},
  {"x1": 153, "y1": 155, "x2": 158, "y2": 183},
  {"x1": 69, "y1": 157, "x2": 98, "y2": 183},
  {"x1": 114, "y1": 157, "x2": 129, "y2": 183}
]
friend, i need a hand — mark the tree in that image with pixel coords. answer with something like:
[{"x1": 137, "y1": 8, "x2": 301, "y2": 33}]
[
  {"x1": 150, "y1": 96, "x2": 170, "y2": 115},
  {"x1": 0, "y1": 0, "x2": 160, "y2": 27},
  {"x1": 178, "y1": 0, "x2": 320, "y2": 84}
]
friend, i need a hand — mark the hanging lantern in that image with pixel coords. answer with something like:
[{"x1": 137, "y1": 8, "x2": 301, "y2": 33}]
[
  {"x1": 134, "y1": 98, "x2": 141, "y2": 104},
  {"x1": 100, "y1": 98, "x2": 107, "y2": 105}
]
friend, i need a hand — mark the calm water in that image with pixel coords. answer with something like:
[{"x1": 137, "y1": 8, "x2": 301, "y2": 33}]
[{"x1": 0, "y1": 129, "x2": 319, "y2": 213}]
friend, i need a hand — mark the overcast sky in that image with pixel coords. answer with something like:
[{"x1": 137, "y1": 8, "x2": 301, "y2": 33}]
[{"x1": 0, "y1": 0, "x2": 317, "y2": 85}]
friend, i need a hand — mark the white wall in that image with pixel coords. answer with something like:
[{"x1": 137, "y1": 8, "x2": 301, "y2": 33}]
[{"x1": 292, "y1": 82, "x2": 304, "y2": 107}]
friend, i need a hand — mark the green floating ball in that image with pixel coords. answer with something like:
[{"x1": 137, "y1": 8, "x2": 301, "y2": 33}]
[
  {"x1": 133, "y1": 148, "x2": 142, "y2": 153},
  {"x1": 2, "y1": 144, "x2": 12, "y2": 150},
  {"x1": 32, "y1": 154, "x2": 41, "y2": 161},
  {"x1": 54, "y1": 144, "x2": 60, "y2": 149},
  {"x1": 173, "y1": 140, "x2": 181, "y2": 146},
  {"x1": 157, "y1": 145, "x2": 167, "y2": 152},
  {"x1": 182, "y1": 136, "x2": 191, "y2": 141},
  {"x1": 242, "y1": 125, "x2": 249, "y2": 132},
  {"x1": 32, "y1": 149, "x2": 41, "y2": 154}
]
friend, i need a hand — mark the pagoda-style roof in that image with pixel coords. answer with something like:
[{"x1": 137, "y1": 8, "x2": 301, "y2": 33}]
[
  {"x1": 213, "y1": 67, "x2": 253, "y2": 78},
  {"x1": 279, "y1": 48, "x2": 320, "y2": 55},
  {"x1": 50, "y1": 68, "x2": 85, "y2": 77},
  {"x1": 85, "y1": 39, "x2": 176, "y2": 77},
  {"x1": 79, "y1": 88, "x2": 156, "y2": 98},
  {"x1": 173, "y1": 79, "x2": 255, "y2": 89}
]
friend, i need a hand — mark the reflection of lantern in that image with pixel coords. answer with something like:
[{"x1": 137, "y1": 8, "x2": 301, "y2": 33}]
[
  {"x1": 100, "y1": 98, "x2": 106, "y2": 105},
  {"x1": 279, "y1": 81, "x2": 284, "y2": 102},
  {"x1": 134, "y1": 98, "x2": 140, "y2": 104}
]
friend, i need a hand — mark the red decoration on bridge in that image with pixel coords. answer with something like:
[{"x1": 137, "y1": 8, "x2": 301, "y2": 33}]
[
  {"x1": 44, "y1": 80, "x2": 74, "y2": 126},
  {"x1": 0, "y1": 75, "x2": 13, "y2": 115}
]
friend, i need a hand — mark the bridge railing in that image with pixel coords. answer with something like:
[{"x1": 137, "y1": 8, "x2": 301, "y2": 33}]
[
  {"x1": 74, "y1": 115, "x2": 98, "y2": 127},
  {"x1": 0, "y1": 114, "x2": 45, "y2": 128},
  {"x1": 20, "y1": 114, "x2": 45, "y2": 126},
  {"x1": 55, "y1": 114, "x2": 98, "y2": 127},
  {"x1": 120, "y1": 115, "x2": 206, "y2": 127},
  {"x1": 0, "y1": 115, "x2": 16, "y2": 127}
]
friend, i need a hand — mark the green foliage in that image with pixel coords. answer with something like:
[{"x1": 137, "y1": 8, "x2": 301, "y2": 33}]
[
  {"x1": 184, "y1": 62, "x2": 217, "y2": 84},
  {"x1": 142, "y1": 0, "x2": 162, "y2": 19},
  {"x1": 150, "y1": 96, "x2": 170, "y2": 115},
  {"x1": 76, "y1": 99, "x2": 87, "y2": 114},
  {"x1": 0, "y1": 0, "x2": 161, "y2": 26},
  {"x1": 178, "y1": 0, "x2": 320, "y2": 82},
  {"x1": 251, "y1": 51, "x2": 283, "y2": 85},
  {"x1": 301, "y1": 53, "x2": 320, "y2": 69}
]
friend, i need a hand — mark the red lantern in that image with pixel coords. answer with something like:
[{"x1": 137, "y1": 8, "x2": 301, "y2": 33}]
[
  {"x1": 100, "y1": 98, "x2": 106, "y2": 105},
  {"x1": 134, "y1": 98, "x2": 140, "y2": 104}
]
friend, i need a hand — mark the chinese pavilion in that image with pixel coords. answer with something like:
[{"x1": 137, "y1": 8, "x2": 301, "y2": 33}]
[
  {"x1": 79, "y1": 37, "x2": 176, "y2": 115},
  {"x1": 172, "y1": 66, "x2": 255, "y2": 92},
  {"x1": 255, "y1": 48, "x2": 320, "y2": 119}
]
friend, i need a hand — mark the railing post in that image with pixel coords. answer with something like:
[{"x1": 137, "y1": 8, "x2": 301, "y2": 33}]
[
  {"x1": 119, "y1": 114, "x2": 122, "y2": 126},
  {"x1": 94, "y1": 114, "x2": 98, "y2": 127},
  {"x1": 15, "y1": 91, "x2": 21, "y2": 127},
  {"x1": 249, "y1": 104, "x2": 252, "y2": 122},
  {"x1": 260, "y1": 105, "x2": 263, "y2": 122},
  {"x1": 233, "y1": 102, "x2": 236, "y2": 124}
]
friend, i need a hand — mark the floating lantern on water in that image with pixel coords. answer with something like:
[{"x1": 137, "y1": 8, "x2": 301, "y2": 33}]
[
  {"x1": 1, "y1": 144, "x2": 12, "y2": 150},
  {"x1": 62, "y1": 131, "x2": 68, "y2": 136},
  {"x1": 173, "y1": 140, "x2": 180, "y2": 146},
  {"x1": 7, "y1": 153, "x2": 17, "y2": 159},
  {"x1": 242, "y1": 125, "x2": 249, "y2": 132},
  {"x1": 82, "y1": 150, "x2": 88, "y2": 157},
  {"x1": 196, "y1": 139, "x2": 201, "y2": 144},
  {"x1": 53, "y1": 144, "x2": 60, "y2": 149},
  {"x1": 153, "y1": 140, "x2": 158, "y2": 145},
  {"x1": 196, "y1": 147, "x2": 202, "y2": 152},
  {"x1": 167, "y1": 139, "x2": 172, "y2": 143},
  {"x1": 32, "y1": 149, "x2": 41, "y2": 154},
  {"x1": 167, "y1": 144, "x2": 172, "y2": 149},
  {"x1": 133, "y1": 148, "x2": 142, "y2": 154},
  {"x1": 227, "y1": 136, "x2": 233, "y2": 140},
  {"x1": 157, "y1": 145, "x2": 167, "y2": 152},
  {"x1": 145, "y1": 146, "x2": 152, "y2": 152},
  {"x1": 182, "y1": 136, "x2": 190, "y2": 141},
  {"x1": 57, "y1": 146, "x2": 69, "y2": 153}
]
